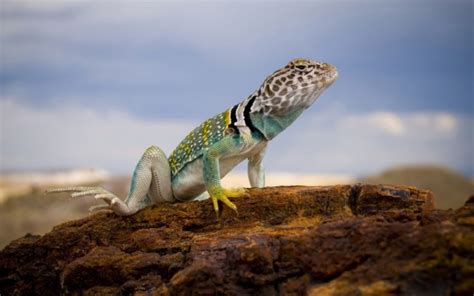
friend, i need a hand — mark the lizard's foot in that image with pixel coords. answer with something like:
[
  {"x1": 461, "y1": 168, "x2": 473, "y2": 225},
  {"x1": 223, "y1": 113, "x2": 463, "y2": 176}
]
[
  {"x1": 46, "y1": 186, "x2": 124, "y2": 213},
  {"x1": 208, "y1": 187, "x2": 247, "y2": 217}
]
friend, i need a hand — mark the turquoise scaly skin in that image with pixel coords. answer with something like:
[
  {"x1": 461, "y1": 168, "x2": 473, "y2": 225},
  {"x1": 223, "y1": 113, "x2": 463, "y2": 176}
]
[{"x1": 47, "y1": 58, "x2": 338, "y2": 216}]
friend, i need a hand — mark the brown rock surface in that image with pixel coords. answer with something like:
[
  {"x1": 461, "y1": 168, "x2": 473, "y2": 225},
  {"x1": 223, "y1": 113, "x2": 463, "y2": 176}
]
[{"x1": 0, "y1": 185, "x2": 472, "y2": 295}]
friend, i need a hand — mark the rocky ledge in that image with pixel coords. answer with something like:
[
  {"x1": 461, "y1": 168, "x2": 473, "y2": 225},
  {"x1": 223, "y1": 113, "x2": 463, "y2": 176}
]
[{"x1": 0, "y1": 185, "x2": 472, "y2": 295}]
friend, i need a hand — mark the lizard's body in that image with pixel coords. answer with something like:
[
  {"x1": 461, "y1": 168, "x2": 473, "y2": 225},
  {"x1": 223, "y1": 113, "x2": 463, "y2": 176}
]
[{"x1": 48, "y1": 58, "x2": 338, "y2": 216}]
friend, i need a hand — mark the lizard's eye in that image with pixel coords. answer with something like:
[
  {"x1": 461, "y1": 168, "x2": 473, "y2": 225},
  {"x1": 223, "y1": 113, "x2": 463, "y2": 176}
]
[{"x1": 295, "y1": 64, "x2": 314, "y2": 73}]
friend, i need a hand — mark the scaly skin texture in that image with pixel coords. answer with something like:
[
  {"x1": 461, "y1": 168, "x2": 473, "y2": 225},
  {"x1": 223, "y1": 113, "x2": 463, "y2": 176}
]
[
  {"x1": 169, "y1": 110, "x2": 231, "y2": 176},
  {"x1": 47, "y1": 58, "x2": 338, "y2": 216}
]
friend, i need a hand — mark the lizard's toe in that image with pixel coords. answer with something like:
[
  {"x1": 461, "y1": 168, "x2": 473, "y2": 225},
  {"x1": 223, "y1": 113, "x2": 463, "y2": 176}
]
[
  {"x1": 89, "y1": 204, "x2": 110, "y2": 213},
  {"x1": 218, "y1": 195, "x2": 237, "y2": 211},
  {"x1": 71, "y1": 189, "x2": 102, "y2": 198},
  {"x1": 209, "y1": 187, "x2": 242, "y2": 217},
  {"x1": 223, "y1": 187, "x2": 248, "y2": 198}
]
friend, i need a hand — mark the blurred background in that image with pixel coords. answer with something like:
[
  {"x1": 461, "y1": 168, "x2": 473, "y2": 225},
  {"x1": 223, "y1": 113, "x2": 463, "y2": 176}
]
[{"x1": 0, "y1": 0, "x2": 472, "y2": 248}]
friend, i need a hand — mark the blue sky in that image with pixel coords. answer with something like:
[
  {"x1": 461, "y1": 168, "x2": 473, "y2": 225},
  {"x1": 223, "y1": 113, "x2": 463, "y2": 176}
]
[{"x1": 1, "y1": 0, "x2": 473, "y2": 176}]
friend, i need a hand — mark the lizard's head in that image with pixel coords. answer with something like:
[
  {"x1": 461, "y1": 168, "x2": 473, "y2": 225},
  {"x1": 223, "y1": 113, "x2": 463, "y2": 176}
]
[{"x1": 257, "y1": 58, "x2": 338, "y2": 115}]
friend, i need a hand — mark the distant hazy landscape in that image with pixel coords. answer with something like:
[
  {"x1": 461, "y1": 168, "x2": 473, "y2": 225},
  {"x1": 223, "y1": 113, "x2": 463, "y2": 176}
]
[
  {"x1": 360, "y1": 165, "x2": 474, "y2": 210},
  {"x1": 0, "y1": 165, "x2": 472, "y2": 249}
]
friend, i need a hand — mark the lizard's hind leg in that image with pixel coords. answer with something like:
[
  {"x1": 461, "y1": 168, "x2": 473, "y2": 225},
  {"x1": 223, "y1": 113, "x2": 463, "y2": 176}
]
[
  {"x1": 125, "y1": 145, "x2": 174, "y2": 211},
  {"x1": 47, "y1": 145, "x2": 173, "y2": 216},
  {"x1": 107, "y1": 145, "x2": 173, "y2": 215}
]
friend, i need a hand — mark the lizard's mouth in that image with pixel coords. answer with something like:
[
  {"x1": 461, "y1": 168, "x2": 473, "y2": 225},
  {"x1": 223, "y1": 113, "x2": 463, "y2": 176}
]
[
  {"x1": 323, "y1": 68, "x2": 338, "y2": 86},
  {"x1": 325, "y1": 64, "x2": 338, "y2": 79}
]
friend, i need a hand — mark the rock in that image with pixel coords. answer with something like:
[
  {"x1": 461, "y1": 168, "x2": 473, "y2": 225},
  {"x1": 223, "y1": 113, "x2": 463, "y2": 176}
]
[{"x1": 0, "y1": 185, "x2": 472, "y2": 295}]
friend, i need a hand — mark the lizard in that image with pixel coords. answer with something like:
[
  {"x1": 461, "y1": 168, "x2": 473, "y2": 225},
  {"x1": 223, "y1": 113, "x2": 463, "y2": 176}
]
[{"x1": 47, "y1": 58, "x2": 338, "y2": 217}]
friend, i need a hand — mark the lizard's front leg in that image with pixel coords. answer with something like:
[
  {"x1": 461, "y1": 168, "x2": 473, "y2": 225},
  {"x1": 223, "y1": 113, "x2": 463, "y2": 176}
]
[
  {"x1": 248, "y1": 145, "x2": 266, "y2": 188},
  {"x1": 203, "y1": 135, "x2": 246, "y2": 216}
]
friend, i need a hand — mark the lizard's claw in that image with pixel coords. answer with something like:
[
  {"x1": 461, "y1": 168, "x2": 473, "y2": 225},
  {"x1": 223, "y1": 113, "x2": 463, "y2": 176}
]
[
  {"x1": 209, "y1": 187, "x2": 247, "y2": 217},
  {"x1": 46, "y1": 186, "x2": 119, "y2": 211}
]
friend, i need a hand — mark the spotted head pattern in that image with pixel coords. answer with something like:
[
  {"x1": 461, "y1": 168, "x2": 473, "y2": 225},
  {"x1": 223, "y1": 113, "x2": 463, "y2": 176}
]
[
  {"x1": 229, "y1": 58, "x2": 338, "y2": 129},
  {"x1": 260, "y1": 58, "x2": 338, "y2": 114}
]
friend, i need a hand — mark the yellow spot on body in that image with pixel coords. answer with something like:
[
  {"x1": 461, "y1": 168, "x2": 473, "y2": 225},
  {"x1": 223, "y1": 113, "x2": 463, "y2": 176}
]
[
  {"x1": 224, "y1": 109, "x2": 231, "y2": 127},
  {"x1": 203, "y1": 120, "x2": 210, "y2": 146}
]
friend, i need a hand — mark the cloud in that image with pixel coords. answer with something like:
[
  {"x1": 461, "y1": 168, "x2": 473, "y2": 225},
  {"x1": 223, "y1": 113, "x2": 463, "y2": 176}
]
[
  {"x1": 265, "y1": 104, "x2": 472, "y2": 175},
  {"x1": 339, "y1": 111, "x2": 459, "y2": 137},
  {"x1": 341, "y1": 112, "x2": 405, "y2": 135},
  {"x1": 0, "y1": 97, "x2": 196, "y2": 172},
  {"x1": 432, "y1": 114, "x2": 458, "y2": 134},
  {"x1": 1, "y1": 0, "x2": 471, "y2": 122},
  {"x1": 0, "y1": 1, "x2": 320, "y2": 68},
  {"x1": 1, "y1": 97, "x2": 472, "y2": 176}
]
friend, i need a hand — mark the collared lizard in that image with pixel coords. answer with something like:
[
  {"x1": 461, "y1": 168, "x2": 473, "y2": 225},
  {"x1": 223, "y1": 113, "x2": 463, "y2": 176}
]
[{"x1": 47, "y1": 58, "x2": 338, "y2": 216}]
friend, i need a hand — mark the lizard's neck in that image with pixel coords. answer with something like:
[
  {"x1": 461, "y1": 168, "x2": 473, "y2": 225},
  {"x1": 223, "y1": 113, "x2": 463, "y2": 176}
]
[
  {"x1": 228, "y1": 85, "x2": 314, "y2": 140},
  {"x1": 249, "y1": 107, "x2": 305, "y2": 140}
]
